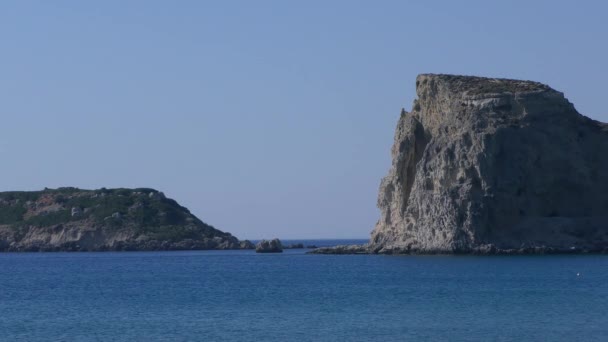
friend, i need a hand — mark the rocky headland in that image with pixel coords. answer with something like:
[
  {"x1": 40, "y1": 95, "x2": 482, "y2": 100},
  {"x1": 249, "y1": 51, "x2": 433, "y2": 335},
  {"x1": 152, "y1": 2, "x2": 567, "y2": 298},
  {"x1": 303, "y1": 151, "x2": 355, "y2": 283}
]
[
  {"x1": 312, "y1": 74, "x2": 608, "y2": 255},
  {"x1": 0, "y1": 187, "x2": 254, "y2": 251}
]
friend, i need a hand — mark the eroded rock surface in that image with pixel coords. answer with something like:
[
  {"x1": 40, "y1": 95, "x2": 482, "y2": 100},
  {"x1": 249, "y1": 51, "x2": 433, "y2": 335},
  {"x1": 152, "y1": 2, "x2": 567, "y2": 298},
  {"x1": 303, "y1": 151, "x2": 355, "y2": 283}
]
[
  {"x1": 313, "y1": 74, "x2": 608, "y2": 255},
  {"x1": 369, "y1": 74, "x2": 608, "y2": 254}
]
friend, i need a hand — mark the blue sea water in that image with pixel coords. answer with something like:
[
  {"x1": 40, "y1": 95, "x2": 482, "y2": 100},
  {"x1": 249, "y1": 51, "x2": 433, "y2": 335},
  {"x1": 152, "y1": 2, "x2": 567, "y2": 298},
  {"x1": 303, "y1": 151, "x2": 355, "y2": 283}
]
[{"x1": 1, "y1": 239, "x2": 607, "y2": 341}]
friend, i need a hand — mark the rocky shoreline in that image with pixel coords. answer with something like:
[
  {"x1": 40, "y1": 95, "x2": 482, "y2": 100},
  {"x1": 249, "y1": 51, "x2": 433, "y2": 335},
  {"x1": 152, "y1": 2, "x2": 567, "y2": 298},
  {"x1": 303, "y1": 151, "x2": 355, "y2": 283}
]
[
  {"x1": 0, "y1": 238, "x2": 256, "y2": 252},
  {"x1": 308, "y1": 244, "x2": 608, "y2": 255}
]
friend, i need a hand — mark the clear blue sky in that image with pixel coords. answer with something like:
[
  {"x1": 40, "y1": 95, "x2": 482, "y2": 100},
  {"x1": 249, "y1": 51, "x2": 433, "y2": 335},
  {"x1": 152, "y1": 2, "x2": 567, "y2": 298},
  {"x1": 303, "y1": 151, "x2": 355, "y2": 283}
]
[{"x1": 1, "y1": 1, "x2": 606, "y2": 239}]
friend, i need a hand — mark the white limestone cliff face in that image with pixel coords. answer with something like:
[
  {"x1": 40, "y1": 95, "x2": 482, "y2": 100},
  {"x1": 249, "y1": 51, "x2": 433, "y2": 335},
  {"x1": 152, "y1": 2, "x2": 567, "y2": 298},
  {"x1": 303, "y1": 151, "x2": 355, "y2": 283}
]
[{"x1": 369, "y1": 74, "x2": 608, "y2": 254}]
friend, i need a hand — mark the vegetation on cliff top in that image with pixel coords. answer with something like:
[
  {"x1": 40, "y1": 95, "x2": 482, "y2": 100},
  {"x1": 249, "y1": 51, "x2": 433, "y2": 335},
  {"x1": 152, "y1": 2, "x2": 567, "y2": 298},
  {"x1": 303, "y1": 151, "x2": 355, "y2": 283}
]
[{"x1": 0, "y1": 187, "x2": 230, "y2": 243}]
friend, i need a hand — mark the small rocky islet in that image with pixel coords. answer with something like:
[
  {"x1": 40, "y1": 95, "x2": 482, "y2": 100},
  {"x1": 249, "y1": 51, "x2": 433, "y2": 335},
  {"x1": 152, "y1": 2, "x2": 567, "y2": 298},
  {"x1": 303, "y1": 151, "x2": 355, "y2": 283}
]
[
  {"x1": 0, "y1": 187, "x2": 254, "y2": 252},
  {"x1": 312, "y1": 74, "x2": 608, "y2": 255},
  {"x1": 255, "y1": 239, "x2": 283, "y2": 253}
]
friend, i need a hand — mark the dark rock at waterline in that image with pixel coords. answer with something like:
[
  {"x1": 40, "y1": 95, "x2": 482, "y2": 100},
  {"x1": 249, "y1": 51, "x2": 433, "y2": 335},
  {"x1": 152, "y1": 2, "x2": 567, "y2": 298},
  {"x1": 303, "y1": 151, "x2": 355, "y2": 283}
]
[
  {"x1": 309, "y1": 244, "x2": 608, "y2": 255},
  {"x1": 308, "y1": 245, "x2": 369, "y2": 254}
]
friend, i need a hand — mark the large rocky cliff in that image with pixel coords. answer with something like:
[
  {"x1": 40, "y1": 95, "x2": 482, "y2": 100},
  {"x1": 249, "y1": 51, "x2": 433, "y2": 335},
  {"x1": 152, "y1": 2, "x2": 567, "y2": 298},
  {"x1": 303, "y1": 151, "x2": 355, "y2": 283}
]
[
  {"x1": 369, "y1": 74, "x2": 608, "y2": 254},
  {"x1": 312, "y1": 74, "x2": 608, "y2": 254},
  {"x1": 0, "y1": 187, "x2": 253, "y2": 251}
]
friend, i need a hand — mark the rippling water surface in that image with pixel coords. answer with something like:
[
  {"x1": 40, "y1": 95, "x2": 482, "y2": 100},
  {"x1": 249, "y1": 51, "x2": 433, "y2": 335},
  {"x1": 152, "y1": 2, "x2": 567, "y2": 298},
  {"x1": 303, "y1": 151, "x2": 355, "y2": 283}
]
[{"x1": 1, "y1": 239, "x2": 607, "y2": 341}]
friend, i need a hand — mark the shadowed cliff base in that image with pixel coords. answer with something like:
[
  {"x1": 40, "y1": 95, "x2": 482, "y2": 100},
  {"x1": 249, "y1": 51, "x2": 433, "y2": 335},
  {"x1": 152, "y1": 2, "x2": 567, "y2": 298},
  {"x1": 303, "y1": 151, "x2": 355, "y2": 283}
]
[{"x1": 312, "y1": 74, "x2": 608, "y2": 255}]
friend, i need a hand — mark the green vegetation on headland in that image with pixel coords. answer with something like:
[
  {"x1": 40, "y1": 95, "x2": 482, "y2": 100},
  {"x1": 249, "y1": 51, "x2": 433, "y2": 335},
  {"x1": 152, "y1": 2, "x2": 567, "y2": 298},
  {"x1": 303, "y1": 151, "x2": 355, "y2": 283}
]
[{"x1": 0, "y1": 187, "x2": 253, "y2": 252}]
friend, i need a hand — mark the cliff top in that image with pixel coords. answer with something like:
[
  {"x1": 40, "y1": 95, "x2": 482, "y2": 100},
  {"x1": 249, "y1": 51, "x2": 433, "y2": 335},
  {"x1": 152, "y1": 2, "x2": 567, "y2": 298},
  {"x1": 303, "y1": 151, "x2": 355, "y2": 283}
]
[{"x1": 416, "y1": 74, "x2": 554, "y2": 96}]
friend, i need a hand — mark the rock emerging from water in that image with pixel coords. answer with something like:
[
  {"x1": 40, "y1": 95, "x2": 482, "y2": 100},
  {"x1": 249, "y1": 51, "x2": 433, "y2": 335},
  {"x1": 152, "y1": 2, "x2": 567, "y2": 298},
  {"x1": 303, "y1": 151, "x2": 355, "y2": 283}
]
[
  {"x1": 309, "y1": 245, "x2": 370, "y2": 254},
  {"x1": 315, "y1": 74, "x2": 608, "y2": 255},
  {"x1": 256, "y1": 239, "x2": 283, "y2": 253}
]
